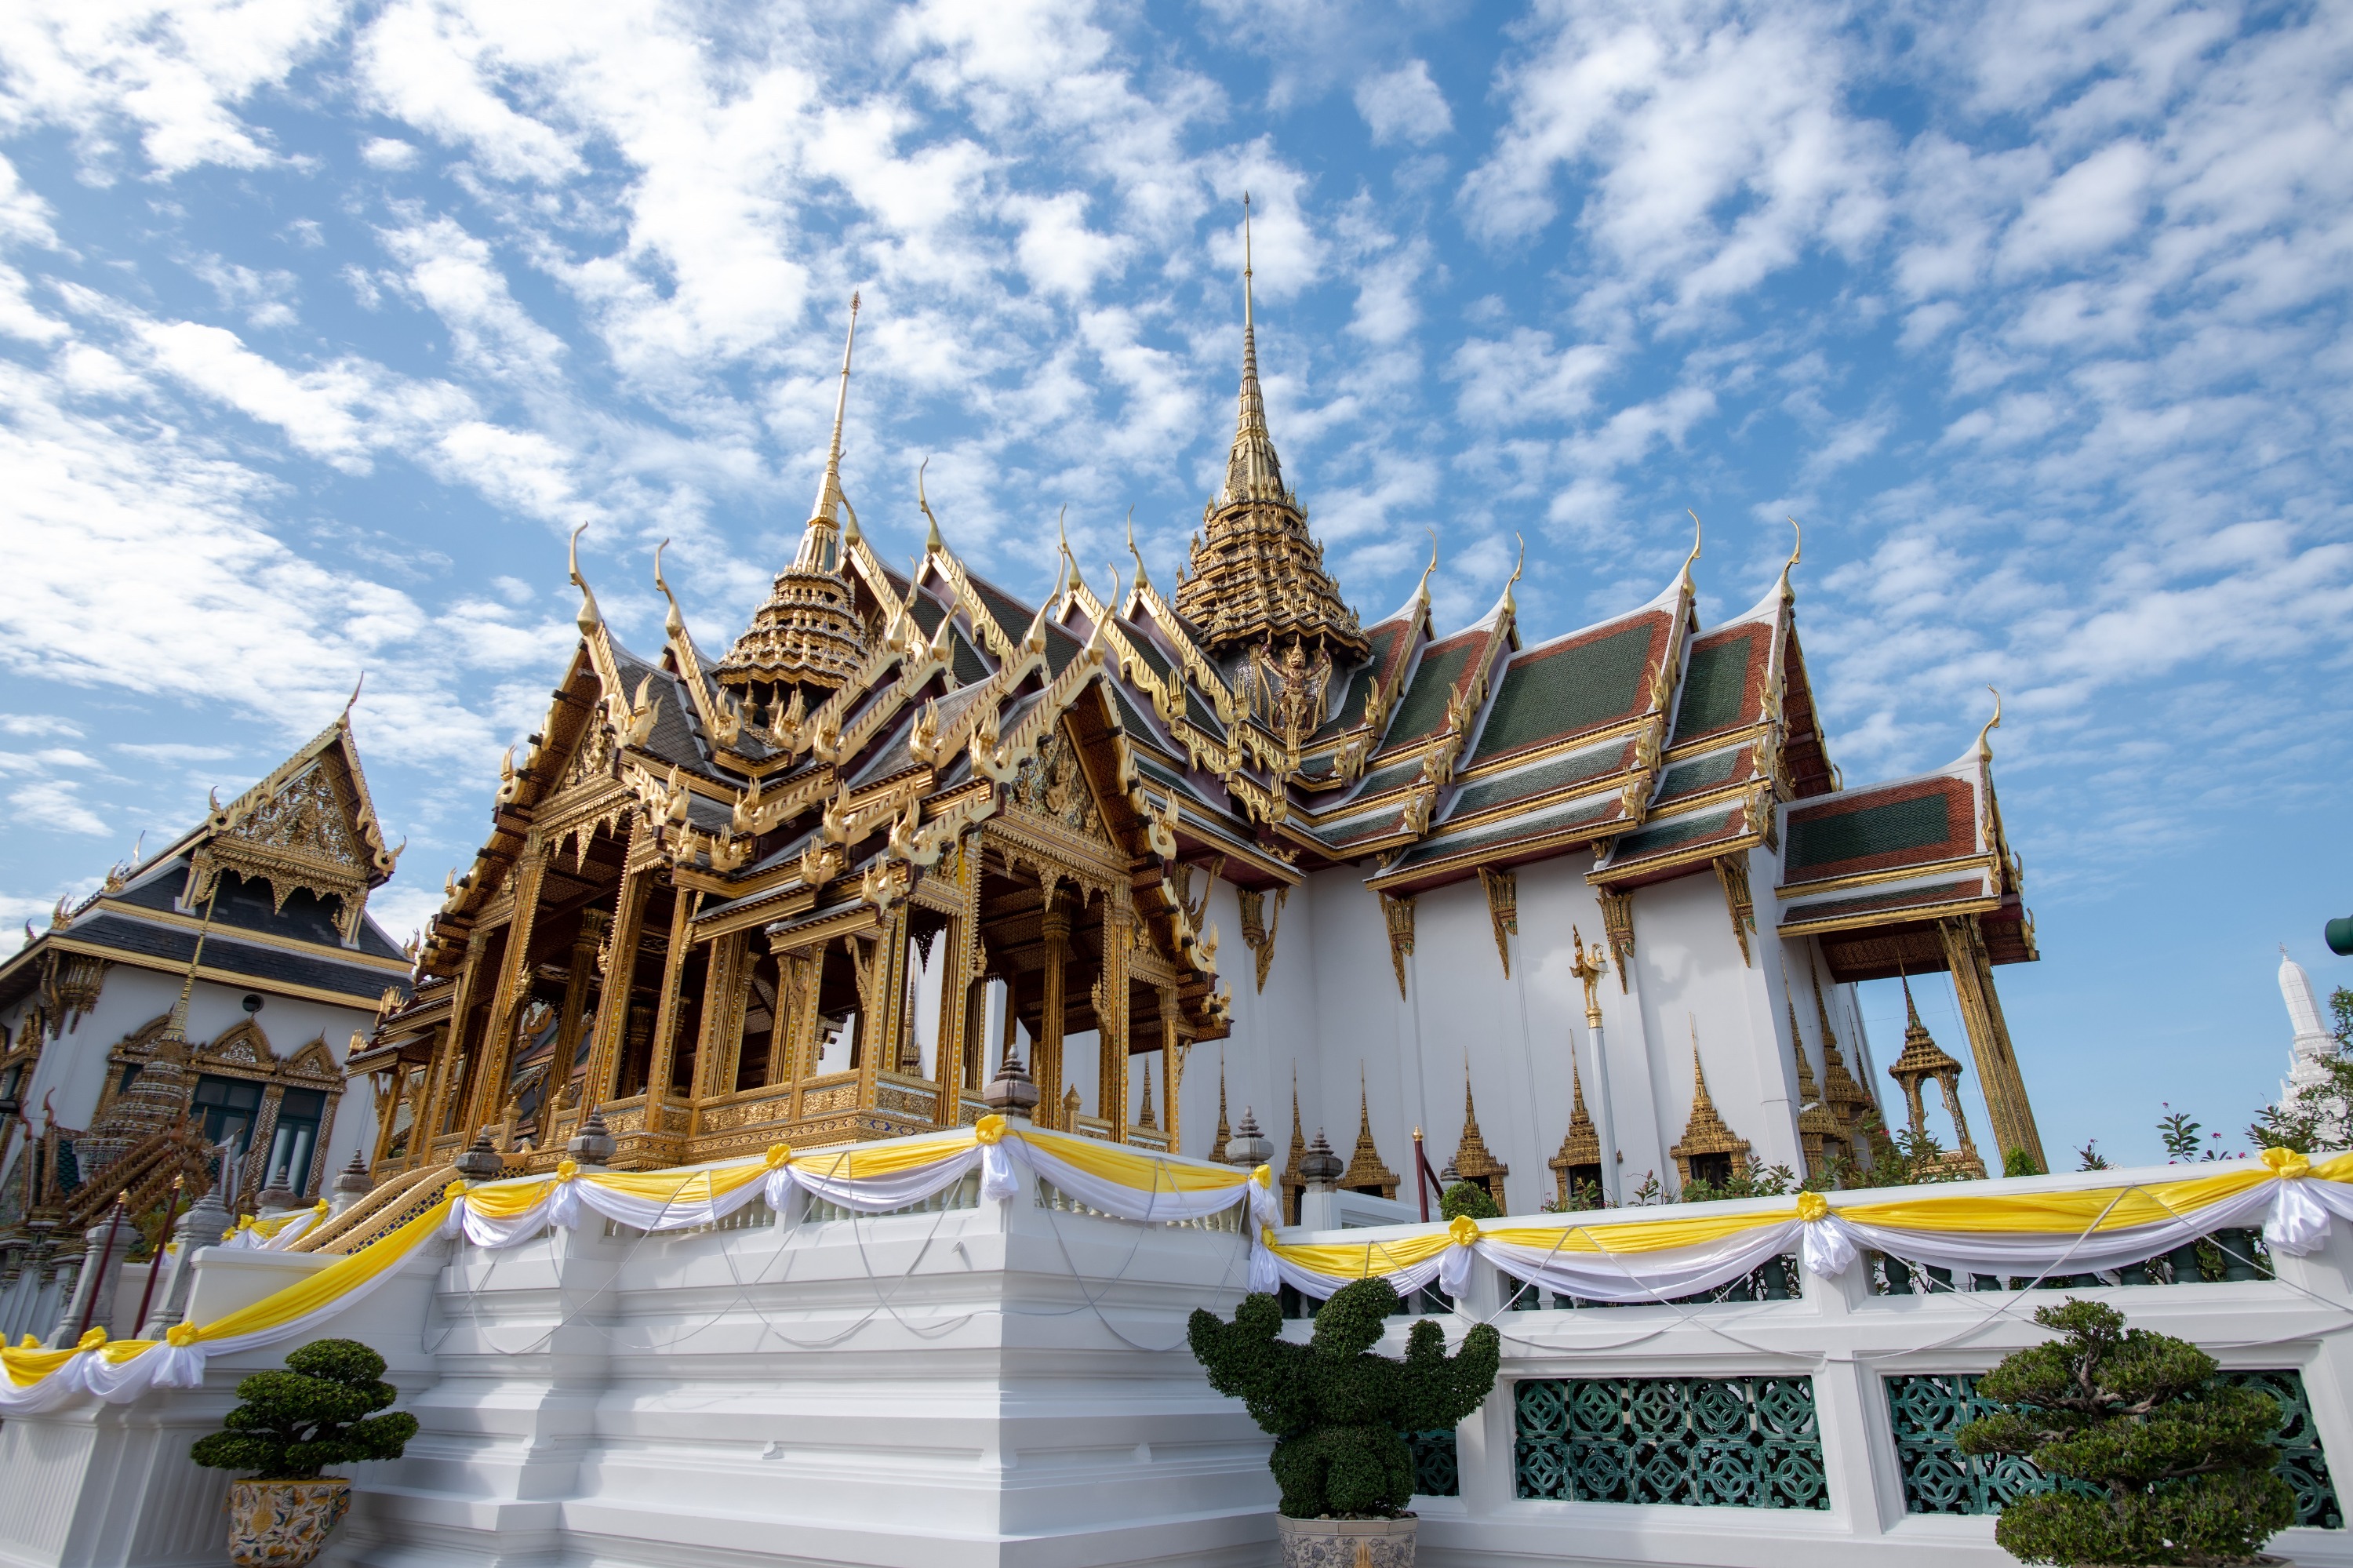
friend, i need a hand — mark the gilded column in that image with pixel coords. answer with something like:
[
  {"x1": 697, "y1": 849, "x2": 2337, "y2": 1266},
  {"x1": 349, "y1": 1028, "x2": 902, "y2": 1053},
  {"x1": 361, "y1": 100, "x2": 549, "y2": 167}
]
[
  {"x1": 1158, "y1": 984, "x2": 1183, "y2": 1155},
  {"x1": 1938, "y1": 915, "x2": 2045, "y2": 1173},
  {"x1": 780, "y1": 946, "x2": 818, "y2": 1116},
  {"x1": 467, "y1": 839, "x2": 550, "y2": 1136},
  {"x1": 856, "y1": 907, "x2": 913, "y2": 1120},
  {"x1": 642, "y1": 887, "x2": 701, "y2": 1126},
  {"x1": 584, "y1": 839, "x2": 655, "y2": 1108},
  {"x1": 553, "y1": 908, "x2": 608, "y2": 1096},
  {"x1": 413, "y1": 931, "x2": 488, "y2": 1167},
  {"x1": 933, "y1": 838, "x2": 983, "y2": 1124},
  {"x1": 1038, "y1": 900, "x2": 1071, "y2": 1131},
  {"x1": 691, "y1": 930, "x2": 749, "y2": 1110},
  {"x1": 1100, "y1": 890, "x2": 1132, "y2": 1141}
]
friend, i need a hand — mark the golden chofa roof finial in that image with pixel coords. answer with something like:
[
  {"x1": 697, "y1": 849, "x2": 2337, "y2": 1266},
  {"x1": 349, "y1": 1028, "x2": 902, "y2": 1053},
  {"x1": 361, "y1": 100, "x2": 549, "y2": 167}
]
[
  {"x1": 1126, "y1": 506, "x2": 1149, "y2": 592},
  {"x1": 568, "y1": 519, "x2": 602, "y2": 635},
  {"x1": 1777, "y1": 515, "x2": 1802, "y2": 603},
  {"x1": 1977, "y1": 686, "x2": 2002, "y2": 762},
  {"x1": 918, "y1": 457, "x2": 944, "y2": 553},
  {"x1": 1414, "y1": 527, "x2": 1438, "y2": 613},
  {"x1": 1681, "y1": 508, "x2": 1704, "y2": 592}
]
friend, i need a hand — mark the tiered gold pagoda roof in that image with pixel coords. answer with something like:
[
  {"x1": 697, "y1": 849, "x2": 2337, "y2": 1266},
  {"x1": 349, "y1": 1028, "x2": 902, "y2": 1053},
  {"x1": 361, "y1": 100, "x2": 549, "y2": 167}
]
[
  {"x1": 1171, "y1": 203, "x2": 1366, "y2": 661},
  {"x1": 715, "y1": 297, "x2": 869, "y2": 699}
]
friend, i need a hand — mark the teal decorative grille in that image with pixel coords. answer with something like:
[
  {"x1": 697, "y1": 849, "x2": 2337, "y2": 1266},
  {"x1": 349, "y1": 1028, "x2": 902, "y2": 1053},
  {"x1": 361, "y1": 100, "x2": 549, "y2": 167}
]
[
  {"x1": 1515, "y1": 1377, "x2": 1827, "y2": 1508},
  {"x1": 1886, "y1": 1370, "x2": 2341, "y2": 1530},
  {"x1": 1405, "y1": 1428, "x2": 1460, "y2": 1497}
]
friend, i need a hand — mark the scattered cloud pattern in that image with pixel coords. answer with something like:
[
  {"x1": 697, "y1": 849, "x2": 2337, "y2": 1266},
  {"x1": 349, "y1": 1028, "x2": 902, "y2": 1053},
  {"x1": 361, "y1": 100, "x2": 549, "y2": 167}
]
[{"x1": 0, "y1": 0, "x2": 2347, "y2": 1160}]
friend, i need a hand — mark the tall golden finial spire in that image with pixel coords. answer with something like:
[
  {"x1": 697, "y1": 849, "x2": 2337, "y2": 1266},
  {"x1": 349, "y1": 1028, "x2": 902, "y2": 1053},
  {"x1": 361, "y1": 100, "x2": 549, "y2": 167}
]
[
  {"x1": 715, "y1": 293, "x2": 871, "y2": 701},
  {"x1": 1171, "y1": 199, "x2": 1366, "y2": 658},
  {"x1": 800, "y1": 290, "x2": 860, "y2": 567}
]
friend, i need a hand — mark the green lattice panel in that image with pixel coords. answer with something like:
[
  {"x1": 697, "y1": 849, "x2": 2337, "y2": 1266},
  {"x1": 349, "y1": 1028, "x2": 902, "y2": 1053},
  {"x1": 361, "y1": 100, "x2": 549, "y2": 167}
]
[
  {"x1": 1886, "y1": 1370, "x2": 2342, "y2": 1529},
  {"x1": 1405, "y1": 1428, "x2": 1460, "y2": 1497},
  {"x1": 1514, "y1": 1376, "x2": 1828, "y2": 1509}
]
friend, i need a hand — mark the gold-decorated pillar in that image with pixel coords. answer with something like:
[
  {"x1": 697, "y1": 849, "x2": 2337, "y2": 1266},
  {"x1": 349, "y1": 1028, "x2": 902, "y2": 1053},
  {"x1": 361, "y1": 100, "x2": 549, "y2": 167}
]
[
  {"x1": 1037, "y1": 900, "x2": 1071, "y2": 1132},
  {"x1": 554, "y1": 908, "x2": 608, "y2": 1098},
  {"x1": 858, "y1": 905, "x2": 912, "y2": 1115},
  {"x1": 642, "y1": 886, "x2": 700, "y2": 1118},
  {"x1": 1158, "y1": 983, "x2": 1183, "y2": 1154},
  {"x1": 466, "y1": 839, "x2": 549, "y2": 1136},
  {"x1": 584, "y1": 837, "x2": 655, "y2": 1108},
  {"x1": 1100, "y1": 891, "x2": 1132, "y2": 1141},
  {"x1": 934, "y1": 836, "x2": 983, "y2": 1122},
  {"x1": 412, "y1": 930, "x2": 487, "y2": 1167},
  {"x1": 1938, "y1": 915, "x2": 2044, "y2": 1173},
  {"x1": 692, "y1": 930, "x2": 749, "y2": 1108}
]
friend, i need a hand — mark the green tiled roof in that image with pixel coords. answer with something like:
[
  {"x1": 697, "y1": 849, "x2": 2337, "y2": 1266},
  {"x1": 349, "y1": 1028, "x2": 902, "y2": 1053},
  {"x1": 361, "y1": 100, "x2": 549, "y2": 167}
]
[
  {"x1": 1471, "y1": 621, "x2": 1654, "y2": 762},
  {"x1": 1380, "y1": 638, "x2": 1475, "y2": 750},
  {"x1": 1783, "y1": 878, "x2": 1984, "y2": 926},
  {"x1": 1124, "y1": 624, "x2": 1176, "y2": 681},
  {"x1": 1354, "y1": 759, "x2": 1425, "y2": 799},
  {"x1": 1390, "y1": 800, "x2": 1614, "y2": 870},
  {"x1": 1670, "y1": 630, "x2": 1758, "y2": 744},
  {"x1": 905, "y1": 592, "x2": 945, "y2": 635},
  {"x1": 1447, "y1": 739, "x2": 1624, "y2": 818},
  {"x1": 1785, "y1": 792, "x2": 1953, "y2": 875},
  {"x1": 951, "y1": 632, "x2": 991, "y2": 689},
  {"x1": 971, "y1": 577, "x2": 1035, "y2": 646},
  {"x1": 1656, "y1": 748, "x2": 1741, "y2": 804},
  {"x1": 1609, "y1": 806, "x2": 1738, "y2": 863}
]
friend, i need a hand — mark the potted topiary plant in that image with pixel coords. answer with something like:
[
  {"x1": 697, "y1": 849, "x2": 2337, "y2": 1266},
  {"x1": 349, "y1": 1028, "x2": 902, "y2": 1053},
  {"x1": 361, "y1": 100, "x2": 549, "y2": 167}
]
[
  {"x1": 1956, "y1": 1298, "x2": 2296, "y2": 1566},
  {"x1": 191, "y1": 1337, "x2": 419, "y2": 1568},
  {"x1": 1188, "y1": 1277, "x2": 1500, "y2": 1568}
]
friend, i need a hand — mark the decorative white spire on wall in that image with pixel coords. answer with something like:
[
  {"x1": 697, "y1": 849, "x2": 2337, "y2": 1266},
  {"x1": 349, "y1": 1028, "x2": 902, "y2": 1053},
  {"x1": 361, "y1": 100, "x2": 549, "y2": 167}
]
[{"x1": 2279, "y1": 946, "x2": 2336, "y2": 1099}]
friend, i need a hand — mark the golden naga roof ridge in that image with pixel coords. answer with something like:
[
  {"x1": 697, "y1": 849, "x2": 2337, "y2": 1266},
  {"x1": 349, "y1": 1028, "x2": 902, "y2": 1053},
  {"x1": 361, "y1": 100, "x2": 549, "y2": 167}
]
[
  {"x1": 716, "y1": 293, "x2": 870, "y2": 697},
  {"x1": 1171, "y1": 197, "x2": 1367, "y2": 662}
]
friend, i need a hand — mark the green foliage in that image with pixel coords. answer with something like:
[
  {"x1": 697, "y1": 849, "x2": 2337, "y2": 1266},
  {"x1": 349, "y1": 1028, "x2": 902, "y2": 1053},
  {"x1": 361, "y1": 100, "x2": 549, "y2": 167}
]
[
  {"x1": 189, "y1": 1339, "x2": 417, "y2": 1482},
  {"x1": 2077, "y1": 1140, "x2": 2112, "y2": 1171},
  {"x1": 2005, "y1": 1146, "x2": 2044, "y2": 1178},
  {"x1": 1678, "y1": 1163, "x2": 1796, "y2": 1203},
  {"x1": 1955, "y1": 1300, "x2": 2293, "y2": 1565},
  {"x1": 1438, "y1": 1181, "x2": 1500, "y2": 1221},
  {"x1": 2248, "y1": 986, "x2": 2353, "y2": 1155},
  {"x1": 1187, "y1": 1279, "x2": 1501, "y2": 1519}
]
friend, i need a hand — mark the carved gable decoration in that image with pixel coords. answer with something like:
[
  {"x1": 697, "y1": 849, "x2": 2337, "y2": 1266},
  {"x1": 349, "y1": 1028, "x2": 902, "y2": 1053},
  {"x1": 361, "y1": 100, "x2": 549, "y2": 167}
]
[
  {"x1": 287, "y1": 1039, "x2": 340, "y2": 1079},
  {"x1": 188, "y1": 720, "x2": 395, "y2": 944},
  {"x1": 1009, "y1": 726, "x2": 1108, "y2": 845}
]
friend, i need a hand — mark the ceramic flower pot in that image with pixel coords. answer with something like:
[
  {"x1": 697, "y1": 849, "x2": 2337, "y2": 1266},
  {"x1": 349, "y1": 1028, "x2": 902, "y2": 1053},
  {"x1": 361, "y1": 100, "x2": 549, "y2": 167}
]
[
  {"x1": 225, "y1": 1478, "x2": 351, "y2": 1568},
  {"x1": 1274, "y1": 1513, "x2": 1416, "y2": 1568}
]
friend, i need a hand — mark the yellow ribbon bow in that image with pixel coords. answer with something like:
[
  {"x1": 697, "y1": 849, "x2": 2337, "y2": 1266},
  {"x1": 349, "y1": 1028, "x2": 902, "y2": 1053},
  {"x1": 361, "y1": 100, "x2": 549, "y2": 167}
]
[
  {"x1": 1253, "y1": 1164, "x2": 1273, "y2": 1188},
  {"x1": 764, "y1": 1144, "x2": 793, "y2": 1170},
  {"x1": 1447, "y1": 1214, "x2": 1481, "y2": 1247},
  {"x1": 1260, "y1": 1225, "x2": 1280, "y2": 1249},
  {"x1": 975, "y1": 1114, "x2": 1007, "y2": 1146},
  {"x1": 76, "y1": 1327, "x2": 107, "y2": 1352},
  {"x1": 2262, "y1": 1147, "x2": 2312, "y2": 1180},
  {"x1": 555, "y1": 1159, "x2": 580, "y2": 1182},
  {"x1": 1797, "y1": 1191, "x2": 1830, "y2": 1223},
  {"x1": 443, "y1": 1180, "x2": 469, "y2": 1202},
  {"x1": 166, "y1": 1323, "x2": 199, "y2": 1348}
]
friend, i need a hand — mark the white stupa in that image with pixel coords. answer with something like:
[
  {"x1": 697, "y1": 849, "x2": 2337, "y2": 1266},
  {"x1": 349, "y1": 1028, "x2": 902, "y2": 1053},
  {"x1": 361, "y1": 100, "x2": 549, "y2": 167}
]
[{"x1": 2279, "y1": 945, "x2": 2337, "y2": 1100}]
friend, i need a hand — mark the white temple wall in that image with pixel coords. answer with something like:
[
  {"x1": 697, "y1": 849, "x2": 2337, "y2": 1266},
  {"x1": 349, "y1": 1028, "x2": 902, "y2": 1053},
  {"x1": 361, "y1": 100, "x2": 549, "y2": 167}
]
[{"x1": 0, "y1": 967, "x2": 378, "y2": 1200}]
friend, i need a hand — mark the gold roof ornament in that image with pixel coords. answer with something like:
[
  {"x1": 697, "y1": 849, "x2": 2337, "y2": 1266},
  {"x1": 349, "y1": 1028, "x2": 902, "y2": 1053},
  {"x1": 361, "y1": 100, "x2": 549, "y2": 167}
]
[
  {"x1": 1170, "y1": 196, "x2": 1367, "y2": 660},
  {"x1": 1668, "y1": 1023, "x2": 1751, "y2": 1186},
  {"x1": 1447, "y1": 1074, "x2": 1509, "y2": 1199},
  {"x1": 1548, "y1": 1057, "x2": 1602, "y2": 1204},
  {"x1": 1887, "y1": 974, "x2": 1986, "y2": 1179},
  {"x1": 716, "y1": 294, "x2": 871, "y2": 703},
  {"x1": 1339, "y1": 1072, "x2": 1399, "y2": 1199}
]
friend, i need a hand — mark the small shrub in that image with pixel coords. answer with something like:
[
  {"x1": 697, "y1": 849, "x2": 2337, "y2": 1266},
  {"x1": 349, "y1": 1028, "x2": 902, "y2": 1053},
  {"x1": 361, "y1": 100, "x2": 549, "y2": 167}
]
[
  {"x1": 1438, "y1": 1181, "x2": 1500, "y2": 1221},
  {"x1": 190, "y1": 1338, "x2": 417, "y2": 1481},
  {"x1": 1955, "y1": 1299, "x2": 2293, "y2": 1565}
]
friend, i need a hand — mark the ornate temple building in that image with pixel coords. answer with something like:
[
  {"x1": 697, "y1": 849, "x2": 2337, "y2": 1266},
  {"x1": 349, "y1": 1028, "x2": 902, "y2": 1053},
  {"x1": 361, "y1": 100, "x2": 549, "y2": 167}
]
[
  {"x1": 357, "y1": 246, "x2": 2041, "y2": 1210},
  {"x1": 0, "y1": 715, "x2": 409, "y2": 1298}
]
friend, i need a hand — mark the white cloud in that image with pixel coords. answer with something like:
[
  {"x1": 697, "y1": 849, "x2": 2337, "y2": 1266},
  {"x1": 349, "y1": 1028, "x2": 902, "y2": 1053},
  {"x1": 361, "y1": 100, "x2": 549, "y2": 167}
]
[
  {"x1": 1353, "y1": 60, "x2": 1451, "y2": 147},
  {"x1": 10, "y1": 779, "x2": 107, "y2": 835},
  {"x1": 361, "y1": 136, "x2": 419, "y2": 169}
]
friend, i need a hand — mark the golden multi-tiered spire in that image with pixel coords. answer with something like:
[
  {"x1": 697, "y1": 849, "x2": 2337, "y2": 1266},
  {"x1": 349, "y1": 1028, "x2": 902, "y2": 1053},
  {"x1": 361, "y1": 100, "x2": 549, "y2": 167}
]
[
  {"x1": 1549, "y1": 1058, "x2": 1602, "y2": 1206},
  {"x1": 1668, "y1": 1025, "x2": 1752, "y2": 1188},
  {"x1": 1339, "y1": 1072, "x2": 1399, "y2": 1199},
  {"x1": 1444, "y1": 1075, "x2": 1509, "y2": 1206},
  {"x1": 717, "y1": 294, "x2": 871, "y2": 708},
  {"x1": 1888, "y1": 976, "x2": 1986, "y2": 1179},
  {"x1": 1171, "y1": 198, "x2": 1367, "y2": 660}
]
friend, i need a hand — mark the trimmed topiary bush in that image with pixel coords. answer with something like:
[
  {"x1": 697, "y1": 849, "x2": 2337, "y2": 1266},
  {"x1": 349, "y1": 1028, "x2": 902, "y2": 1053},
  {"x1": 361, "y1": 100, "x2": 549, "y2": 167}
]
[
  {"x1": 191, "y1": 1339, "x2": 418, "y2": 1481},
  {"x1": 1956, "y1": 1298, "x2": 2293, "y2": 1566},
  {"x1": 1187, "y1": 1277, "x2": 1500, "y2": 1519},
  {"x1": 1438, "y1": 1181, "x2": 1500, "y2": 1221}
]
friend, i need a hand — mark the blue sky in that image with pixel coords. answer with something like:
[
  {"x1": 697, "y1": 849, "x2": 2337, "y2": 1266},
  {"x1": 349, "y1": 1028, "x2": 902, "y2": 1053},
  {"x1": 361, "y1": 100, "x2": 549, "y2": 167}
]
[{"x1": 1, "y1": 0, "x2": 2347, "y2": 1167}]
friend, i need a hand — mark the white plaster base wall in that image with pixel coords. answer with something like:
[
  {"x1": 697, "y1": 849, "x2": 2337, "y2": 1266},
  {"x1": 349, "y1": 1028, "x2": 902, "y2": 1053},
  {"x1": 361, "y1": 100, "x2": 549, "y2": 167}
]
[{"x1": 7, "y1": 1184, "x2": 2353, "y2": 1568}]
